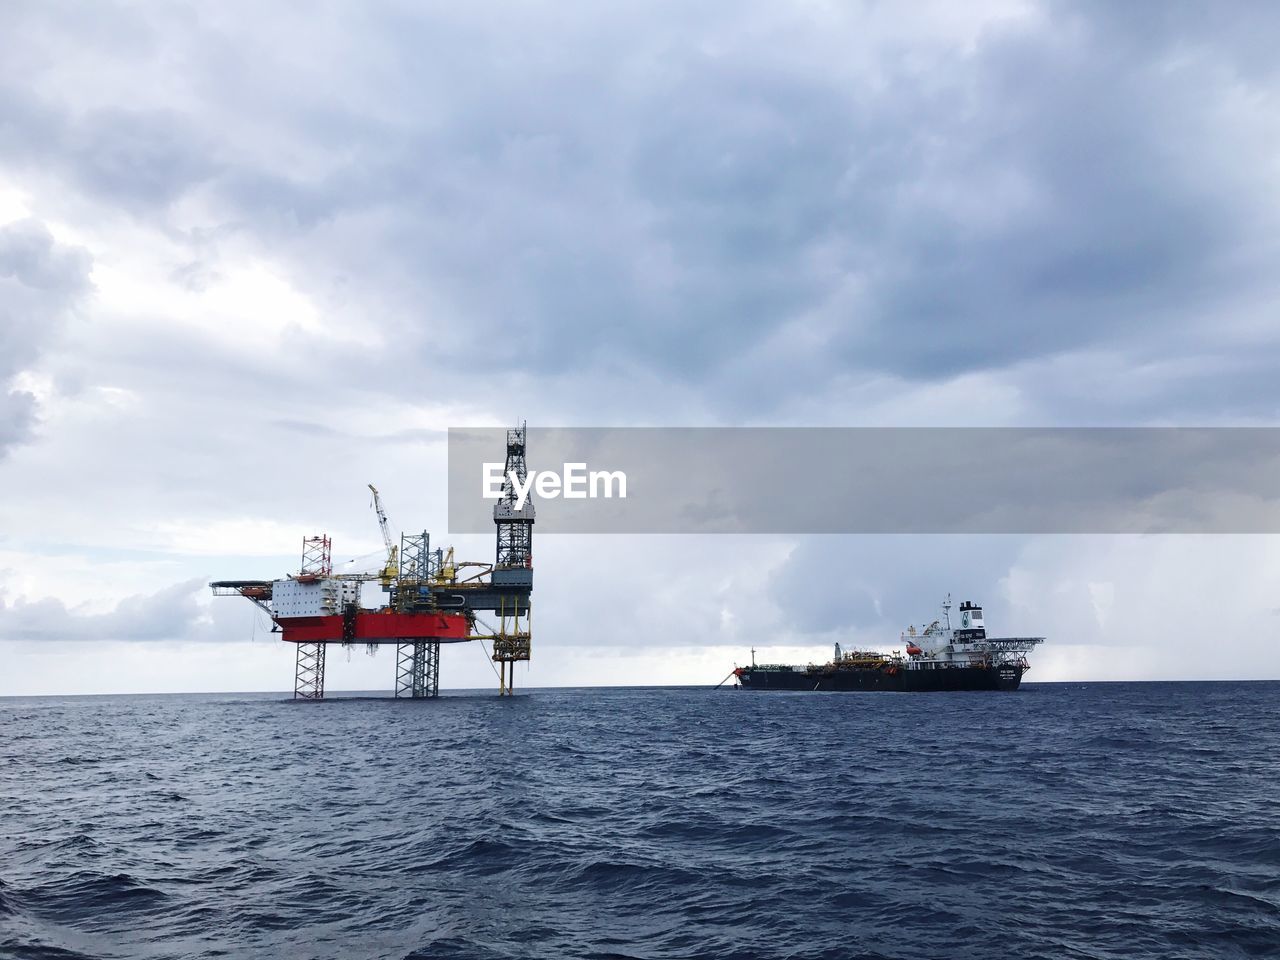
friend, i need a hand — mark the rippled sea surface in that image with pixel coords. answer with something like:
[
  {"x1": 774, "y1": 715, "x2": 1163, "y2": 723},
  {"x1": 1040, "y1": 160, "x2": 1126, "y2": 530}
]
[{"x1": 2, "y1": 682, "x2": 1278, "y2": 959}]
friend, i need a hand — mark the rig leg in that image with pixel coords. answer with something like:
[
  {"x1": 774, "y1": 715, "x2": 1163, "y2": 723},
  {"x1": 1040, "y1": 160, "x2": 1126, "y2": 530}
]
[
  {"x1": 497, "y1": 660, "x2": 516, "y2": 696},
  {"x1": 294, "y1": 642, "x2": 326, "y2": 700},
  {"x1": 491, "y1": 603, "x2": 529, "y2": 697},
  {"x1": 395, "y1": 643, "x2": 412, "y2": 697},
  {"x1": 395, "y1": 641, "x2": 440, "y2": 698},
  {"x1": 421, "y1": 641, "x2": 440, "y2": 698}
]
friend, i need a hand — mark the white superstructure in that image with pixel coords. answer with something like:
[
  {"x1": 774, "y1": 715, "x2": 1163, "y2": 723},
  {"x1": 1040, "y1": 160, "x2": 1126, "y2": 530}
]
[
  {"x1": 270, "y1": 577, "x2": 361, "y2": 619},
  {"x1": 899, "y1": 595, "x2": 1043, "y2": 670}
]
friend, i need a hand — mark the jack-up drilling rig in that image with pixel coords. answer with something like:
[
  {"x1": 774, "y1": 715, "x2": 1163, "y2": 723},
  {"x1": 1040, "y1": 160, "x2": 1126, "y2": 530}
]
[{"x1": 210, "y1": 425, "x2": 534, "y2": 699}]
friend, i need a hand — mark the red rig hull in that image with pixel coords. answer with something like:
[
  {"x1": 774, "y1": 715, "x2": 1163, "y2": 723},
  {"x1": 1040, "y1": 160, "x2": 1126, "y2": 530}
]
[{"x1": 275, "y1": 610, "x2": 471, "y2": 644}]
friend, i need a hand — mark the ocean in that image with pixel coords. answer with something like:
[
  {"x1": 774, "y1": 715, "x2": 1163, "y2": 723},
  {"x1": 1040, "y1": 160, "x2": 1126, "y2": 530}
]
[{"x1": 2, "y1": 682, "x2": 1277, "y2": 959}]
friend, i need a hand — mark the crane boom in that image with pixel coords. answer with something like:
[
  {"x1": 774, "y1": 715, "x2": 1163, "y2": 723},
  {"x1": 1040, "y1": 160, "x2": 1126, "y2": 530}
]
[
  {"x1": 368, "y1": 484, "x2": 398, "y2": 586},
  {"x1": 368, "y1": 484, "x2": 394, "y2": 554}
]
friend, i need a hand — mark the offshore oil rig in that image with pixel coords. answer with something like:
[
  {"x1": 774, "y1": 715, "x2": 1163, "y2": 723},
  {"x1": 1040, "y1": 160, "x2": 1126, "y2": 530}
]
[{"x1": 210, "y1": 425, "x2": 534, "y2": 699}]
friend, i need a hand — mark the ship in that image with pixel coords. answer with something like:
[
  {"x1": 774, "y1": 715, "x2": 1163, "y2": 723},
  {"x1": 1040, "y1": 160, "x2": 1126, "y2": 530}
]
[{"x1": 733, "y1": 597, "x2": 1044, "y2": 692}]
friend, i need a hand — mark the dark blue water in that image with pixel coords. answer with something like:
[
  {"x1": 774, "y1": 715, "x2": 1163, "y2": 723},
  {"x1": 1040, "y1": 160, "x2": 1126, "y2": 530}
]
[{"x1": 2, "y1": 683, "x2": 1278, "y2": 959}]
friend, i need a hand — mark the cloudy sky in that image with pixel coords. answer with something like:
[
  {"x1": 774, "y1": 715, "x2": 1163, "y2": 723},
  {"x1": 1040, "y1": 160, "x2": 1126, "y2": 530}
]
[{"x1": 3, "y1": 0, "x2": 1279, "y2": 694}]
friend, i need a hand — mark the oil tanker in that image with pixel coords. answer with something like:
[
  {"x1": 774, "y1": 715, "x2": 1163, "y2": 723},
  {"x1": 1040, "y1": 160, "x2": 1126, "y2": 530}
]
[{"x1": 733, "y1": 598, "x2": 1044, "y2": 692}]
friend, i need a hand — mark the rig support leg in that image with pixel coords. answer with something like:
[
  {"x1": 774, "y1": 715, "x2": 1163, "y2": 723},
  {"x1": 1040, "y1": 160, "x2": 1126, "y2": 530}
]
[
  {"x1": 420, "y1": 641, "x2": 439, "y2": 697},
  {"x1": 497, "y1": 660, "x2": 516, "y2": 696},
  {"x1": 294, "y1": 642, "x2": 326, "y2": 700},
  {"x1": 491, "y1": 603, "x2": 529, "y2": 697},
  {"x1": 395, "y1": 641, "x2": 440, "y2": 698}
]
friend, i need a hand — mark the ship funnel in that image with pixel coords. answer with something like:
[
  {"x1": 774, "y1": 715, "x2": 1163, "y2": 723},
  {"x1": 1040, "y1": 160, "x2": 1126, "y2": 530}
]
[{"x1": 957, "y1": 601, "x2": 984, "y2": 631}]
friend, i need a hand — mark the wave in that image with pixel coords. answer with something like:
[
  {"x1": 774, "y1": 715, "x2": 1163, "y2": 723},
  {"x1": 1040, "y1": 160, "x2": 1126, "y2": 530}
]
[{"x1": 3, "y1": 682, "x2": 1279, "y2": 958}]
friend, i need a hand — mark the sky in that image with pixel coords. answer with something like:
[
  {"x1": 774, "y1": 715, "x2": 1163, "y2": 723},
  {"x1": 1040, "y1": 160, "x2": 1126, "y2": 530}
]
[{"x1": 3, "y1": 0, "x2": 1280, "y2": 694}]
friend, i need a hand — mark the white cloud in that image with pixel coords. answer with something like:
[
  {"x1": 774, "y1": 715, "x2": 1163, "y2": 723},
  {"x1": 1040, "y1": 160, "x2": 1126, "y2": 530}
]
[{"x1": 0, "y1": 180, "x2": 31, "y2": 224}]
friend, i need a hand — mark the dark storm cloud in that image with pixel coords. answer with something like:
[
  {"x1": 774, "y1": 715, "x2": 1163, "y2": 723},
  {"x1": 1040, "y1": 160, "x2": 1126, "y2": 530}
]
[
  {"x1": 244, "y1": 4, "x2": 1280, "y2": 400},
  {"x1": 838, "y1": 10, "x2": 1272, "y2": 379},
  {"x1": 0, "y1": 78, "x2": 220, "y2": 212},
  {"x1": 0, "y1": 579, "x2": 209, "y2": 642},
  {"x1": 451, "y1": 427, "x2": 1280, "y2": 535},
  {"x1": 3, "y1": 1, "x2": 1278, "y2": 423},
  {"x1": 768, "y1": 535, "x2": 1032, "y2": 636},
  {"x1": 0, "y1": 219, "x2": 91, "y2": 454}
]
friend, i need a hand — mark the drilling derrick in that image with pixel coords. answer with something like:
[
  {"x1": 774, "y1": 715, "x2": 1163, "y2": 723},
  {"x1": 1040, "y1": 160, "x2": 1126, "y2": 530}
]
[
  {"x1": 495, "y1": 424, "x2": 534, "y2": 569},
  {"x1": 491, "y1": 423, "x2": 534, "y2": 694},
  {"x1": 209, "y1": 426, "x2": 534, "y2": 699}
]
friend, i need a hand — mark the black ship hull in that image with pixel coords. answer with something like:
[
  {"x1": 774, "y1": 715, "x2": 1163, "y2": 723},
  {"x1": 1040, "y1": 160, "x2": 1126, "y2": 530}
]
[{"x1": 737, "y1": 663, "x2": 1024, "y2": 692}]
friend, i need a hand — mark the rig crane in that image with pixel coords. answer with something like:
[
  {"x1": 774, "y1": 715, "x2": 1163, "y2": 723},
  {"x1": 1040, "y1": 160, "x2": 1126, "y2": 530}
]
[{"x1": 368, "y1": 484, "x2": 398, "y2": 589}]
